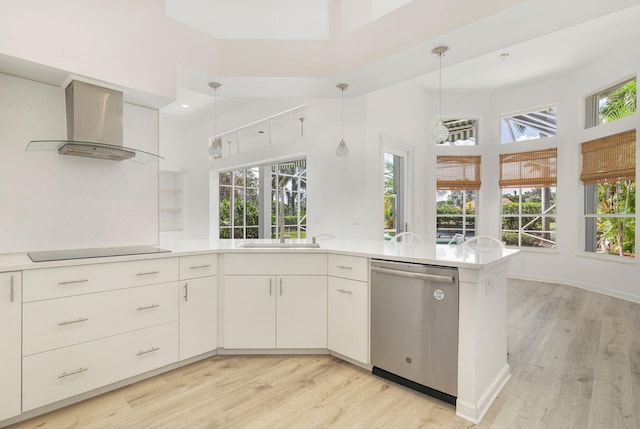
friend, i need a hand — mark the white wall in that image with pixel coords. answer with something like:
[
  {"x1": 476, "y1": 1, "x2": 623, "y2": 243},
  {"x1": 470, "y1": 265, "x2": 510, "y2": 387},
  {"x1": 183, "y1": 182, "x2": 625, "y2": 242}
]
[
  {"x1": 0, "y1": 0, "x2": 218, "y2": 102},
  {"x1": 173, "y1": 96, "x2": 371, "y2": 241},
  {"x1": 0, "y1": 73, "x2": 159, "y2": 253},
  {"x1": 491, "y1": 43, "x2": 640, "y2": 302},
  {"x1": 166, "y1": 40, "x2": 640, "y2": 302}
]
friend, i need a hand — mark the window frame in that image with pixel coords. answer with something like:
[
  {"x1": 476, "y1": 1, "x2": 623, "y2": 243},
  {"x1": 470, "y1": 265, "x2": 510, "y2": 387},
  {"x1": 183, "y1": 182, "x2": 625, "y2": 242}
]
[
  {"x1": 436, "y1": 190, "x2": 478, "y2": 242},
  {"x1": 500, "y1": 186, "x2": 557, "y2": 249},
  {"x1": 585, "y1": 76, "x2": 636, "y2": 129},
  {"x1": 218, "y1": 158, "x2": 307, "y2": 240},
  {"x1": 500, "y1": 105, "x2": 558, "y2": 144}
]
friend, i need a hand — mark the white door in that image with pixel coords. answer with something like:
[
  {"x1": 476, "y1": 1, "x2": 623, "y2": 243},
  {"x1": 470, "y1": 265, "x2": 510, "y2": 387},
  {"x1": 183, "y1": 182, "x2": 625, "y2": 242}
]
[
  {"x1": 223, "y1": 276, "x2": 276, "y2": 349},
  {"x1": 383, "y1": 141, "x2": 413, "y2": 239},
  {"x1": 179, "y1": 276, "x2": 217, "y2": 360},
  {"x1": 0, "y1": 272, "x2": 21, "y2": 420},
  {"x1": 276, "y1": 275, "x2": 327, "y2": 349}
]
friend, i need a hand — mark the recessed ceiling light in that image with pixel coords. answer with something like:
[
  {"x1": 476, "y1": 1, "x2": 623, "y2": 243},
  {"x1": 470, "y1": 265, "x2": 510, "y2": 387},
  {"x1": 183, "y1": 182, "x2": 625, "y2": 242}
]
[
  {"x1": 180, "y1": 104, "x2": 190, "y2": 108},
  {"x1": 500, "y1": 52, "x2": 512, "y2": 61}
]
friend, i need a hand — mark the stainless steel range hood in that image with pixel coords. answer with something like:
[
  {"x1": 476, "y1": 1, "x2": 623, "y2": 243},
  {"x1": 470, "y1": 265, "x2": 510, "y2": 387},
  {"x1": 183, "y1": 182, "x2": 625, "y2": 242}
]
[{"x1": 26, "y1": 80, "x2": 162, "y2": 162}]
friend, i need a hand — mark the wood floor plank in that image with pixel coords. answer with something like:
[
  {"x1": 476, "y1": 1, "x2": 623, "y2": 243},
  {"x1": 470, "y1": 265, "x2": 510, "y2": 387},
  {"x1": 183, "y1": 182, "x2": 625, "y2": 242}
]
[{"x1": 8, "y1": 279, "x2": 640, "y2": 429}]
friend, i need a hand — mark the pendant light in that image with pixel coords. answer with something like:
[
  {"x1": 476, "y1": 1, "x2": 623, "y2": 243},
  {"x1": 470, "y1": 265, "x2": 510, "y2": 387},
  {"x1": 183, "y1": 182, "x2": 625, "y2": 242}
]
[
  {"x1": 208, "y1": 81, "x2": 222, "y2": 158},
  {"x1": 336, "y1": 83, "x2": 349, "y2": 157},
  {"x1": 431, "y1": 46, "x2": 450, "y2": 144}
]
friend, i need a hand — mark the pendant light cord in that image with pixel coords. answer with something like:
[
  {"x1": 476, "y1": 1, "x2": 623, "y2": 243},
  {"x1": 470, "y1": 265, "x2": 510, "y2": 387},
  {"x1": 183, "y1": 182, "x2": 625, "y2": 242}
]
[
  {"x1": 438, "y1": 52, "x2": 442, "y2": 118},
  {"x1": 341, "y1": 86, "x2": 344, "y2": 141}
]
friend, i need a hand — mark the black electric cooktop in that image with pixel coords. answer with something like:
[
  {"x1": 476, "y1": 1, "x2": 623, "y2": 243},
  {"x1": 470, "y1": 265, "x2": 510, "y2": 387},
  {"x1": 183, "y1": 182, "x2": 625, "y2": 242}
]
[{"x1": 28, "y1": 245, "x2": 171, "y2": 263}]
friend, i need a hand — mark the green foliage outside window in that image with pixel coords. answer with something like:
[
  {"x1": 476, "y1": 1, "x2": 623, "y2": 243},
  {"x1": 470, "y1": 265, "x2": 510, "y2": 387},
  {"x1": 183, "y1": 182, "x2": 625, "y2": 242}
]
[{"x1": 599, "y1": 80, "x2": 637, "y2": 124}]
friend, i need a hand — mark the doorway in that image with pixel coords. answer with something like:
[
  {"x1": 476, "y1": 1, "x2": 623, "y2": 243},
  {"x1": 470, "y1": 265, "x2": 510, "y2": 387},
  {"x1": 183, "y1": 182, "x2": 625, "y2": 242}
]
[{"x1": 383, "y1": 141, "x2": 412, "y2": 240}]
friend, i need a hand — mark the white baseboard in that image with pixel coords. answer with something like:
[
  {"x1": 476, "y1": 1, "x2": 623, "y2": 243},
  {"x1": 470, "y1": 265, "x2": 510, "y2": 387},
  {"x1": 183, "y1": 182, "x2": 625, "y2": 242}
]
[
  {"x1": 456, "y1": 363, "x2": 511, "y2": 424},
  {"x1": 508, "y1": 273, "x2": 640, "y2": 304}
]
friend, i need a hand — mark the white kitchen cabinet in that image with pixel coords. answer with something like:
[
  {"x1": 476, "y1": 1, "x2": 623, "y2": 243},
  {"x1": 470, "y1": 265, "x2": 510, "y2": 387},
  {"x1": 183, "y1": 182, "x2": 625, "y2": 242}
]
[
  {"x1": 0, "y1": 272, "x2": 21, "y2": 421},
  {"x1": 276, "y1": 275, "x2": 327, "y2": 349},
  {"x1": 22, "y1": 257, "x2": 179, "y2": 302},
  {"x1": 23, "y1": 322, "x2": 178, "y2": 411},
  {"x1": 23, "y1": 282, "x2": 178, "y2": 356},
  {"x1": 179, "y1": 254, "x2": 218, "y2": 360},
  {"x1": 21, "y1": 258, "x2": 180, "y2": 413},
  {"x1": 224, "y1": 275, "x2": 276, "y2": 349},
  {"x1": 223, "y1": 253, "x2": 327, "y2": 350},
  {"x1": 328, "y1": 254, "x2": 369, "y2": 364},
  {"x1": 224, "y1": 274, "x2": 327, "y2": 349}
]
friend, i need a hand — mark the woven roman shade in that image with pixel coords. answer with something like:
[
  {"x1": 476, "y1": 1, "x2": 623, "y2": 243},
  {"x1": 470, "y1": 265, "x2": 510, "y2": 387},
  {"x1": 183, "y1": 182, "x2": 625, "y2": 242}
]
[
  {"x1": 436, "y1": 155, "x2": 481, "y2": 190},
  {"x1": 580, "y1": 129, "x2": 636, "y2": 184},
  {"x1": 499, "y1": 148, "x2": 557, "y2": 188}
]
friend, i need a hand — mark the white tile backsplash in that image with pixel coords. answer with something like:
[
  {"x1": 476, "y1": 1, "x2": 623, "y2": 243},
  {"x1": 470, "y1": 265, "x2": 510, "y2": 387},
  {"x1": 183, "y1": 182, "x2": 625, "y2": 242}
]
[{"x1": 0, "y1": 74, "x2": 158, "y2": 253}]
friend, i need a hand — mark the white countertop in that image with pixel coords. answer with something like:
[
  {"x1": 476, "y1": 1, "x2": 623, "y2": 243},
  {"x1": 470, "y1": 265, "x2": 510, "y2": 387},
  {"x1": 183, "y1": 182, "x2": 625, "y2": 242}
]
[{"x1": 0, "y1": 239, "x2": 519, "y2": 272}]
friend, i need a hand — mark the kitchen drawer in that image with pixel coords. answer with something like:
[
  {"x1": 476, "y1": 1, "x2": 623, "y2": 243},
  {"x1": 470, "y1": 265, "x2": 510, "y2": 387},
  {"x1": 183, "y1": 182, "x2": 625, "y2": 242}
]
[
  {"x1": 179, "y1": 253, "x2": 218, "y2": 279},
  {"x1": 23, "y1": 322, "x2": 178, "y2": 412},
  {"x1": 328, "y1": 254, "x2": 369, "y2": 282},
  {"x1": 23, "y1": 257, "x2": 179, "y2": 302},
  {"x1": 328, "y1": 277, "x2": 369, "y2": 364},
  {"x1": 23, "y1": 282, "x2": 178, "y2": 356},
  {"x1": 225, "y1": 253, "x2": 327, "y2": 276}
]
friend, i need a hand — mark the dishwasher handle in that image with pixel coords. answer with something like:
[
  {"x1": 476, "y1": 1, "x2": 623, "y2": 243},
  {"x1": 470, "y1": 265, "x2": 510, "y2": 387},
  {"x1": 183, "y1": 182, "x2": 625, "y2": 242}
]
[{"x1": 371, "y1": 266, "x2": 454, "y2": 283}]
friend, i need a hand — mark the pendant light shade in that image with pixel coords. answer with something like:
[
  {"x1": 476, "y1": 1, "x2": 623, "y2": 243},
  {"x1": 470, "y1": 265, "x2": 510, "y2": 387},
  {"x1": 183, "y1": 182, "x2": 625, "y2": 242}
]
[
  {"x1": 208, "y1": 81, "x2": 222, "y2": 158},
  {"x1": 336, "y1": 83, "x2": 349, "y2": 157},
  {"x1": 432, "y1": 46, "x2": 450, "y2": 145}
]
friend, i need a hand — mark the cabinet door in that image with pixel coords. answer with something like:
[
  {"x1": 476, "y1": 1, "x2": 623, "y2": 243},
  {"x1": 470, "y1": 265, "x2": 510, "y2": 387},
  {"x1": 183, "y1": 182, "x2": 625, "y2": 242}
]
[
  {"x1": 0, "y1": 272, "x2": 21, "y2": 421},
  {"x1": 179, "y1": 276, "x2": 217, "y2": 360},
  {"x1": 223, "y1": 276, "x2": 276, "y2": 349},
  {"x1": 276, "y1": 276, "x2": 327, "y2": 349},
  {"x1": 328, "y1": 277, "x2": 369, "y2": 364}
]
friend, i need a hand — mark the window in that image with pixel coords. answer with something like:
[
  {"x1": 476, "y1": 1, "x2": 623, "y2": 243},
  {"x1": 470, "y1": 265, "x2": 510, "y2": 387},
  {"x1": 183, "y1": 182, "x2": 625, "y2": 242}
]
[
  {"x1": 439, "y1": 118, "x2": 478, "y2": 146},
  {"x1": 501, "y1": 106, "x2": 557, "y2": 144},
  {"x1": 219, "y1": 158, "x2": 307, "y2": 239},
  {"x1": 499, "y1": 149, "x2": 557, "y2": 248},
  {"x1": 436, "y1": 156, "x2": 481, "y2": 243},
  {"x1": 271, "y1": 160, "x2": 308, "y2": 239},
  {"x1": 219, "y1": 167, "x2": 260, "y2": 239},
  {"x1": 581, "y1": 130, "x2": 635, "y2": 257},
  {"x1": 585, "y1": 77, "x2": 636, "y2": 129}
]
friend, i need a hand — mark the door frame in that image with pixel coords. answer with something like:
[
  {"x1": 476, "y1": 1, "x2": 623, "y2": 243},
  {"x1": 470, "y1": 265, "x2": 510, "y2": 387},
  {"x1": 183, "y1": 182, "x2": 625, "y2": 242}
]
[{"x1": 380, "y1": 135, "x2": 414, "y2": 239}]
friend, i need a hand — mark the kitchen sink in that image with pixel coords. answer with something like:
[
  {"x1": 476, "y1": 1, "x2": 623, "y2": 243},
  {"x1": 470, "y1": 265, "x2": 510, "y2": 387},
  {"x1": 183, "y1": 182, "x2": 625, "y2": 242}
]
[{"x1": 240, "y1": 242, "x2": 320, "y2": 249}]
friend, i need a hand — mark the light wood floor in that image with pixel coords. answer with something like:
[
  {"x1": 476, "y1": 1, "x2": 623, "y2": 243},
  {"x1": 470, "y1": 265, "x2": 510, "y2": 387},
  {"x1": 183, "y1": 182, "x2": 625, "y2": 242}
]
[{"x1": 7, "y1": 279, "x2": 640, "y2": 429}]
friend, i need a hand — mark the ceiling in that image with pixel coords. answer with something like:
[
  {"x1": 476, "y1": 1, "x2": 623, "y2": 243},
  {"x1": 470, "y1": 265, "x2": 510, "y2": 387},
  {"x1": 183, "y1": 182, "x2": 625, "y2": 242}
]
[
  {"x1": 160, "y1": 0, "x2": 640, "y2": 127},
  {"x1": 1, "y1": 0, "x2": 638, "y2": 128}
]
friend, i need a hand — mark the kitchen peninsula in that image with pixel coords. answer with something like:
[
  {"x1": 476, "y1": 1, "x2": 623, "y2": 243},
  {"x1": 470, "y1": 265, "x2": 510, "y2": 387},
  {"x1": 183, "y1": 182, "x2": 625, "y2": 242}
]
[{"x1": 0, "y1": 240, "x2": 518, "y2": 426}]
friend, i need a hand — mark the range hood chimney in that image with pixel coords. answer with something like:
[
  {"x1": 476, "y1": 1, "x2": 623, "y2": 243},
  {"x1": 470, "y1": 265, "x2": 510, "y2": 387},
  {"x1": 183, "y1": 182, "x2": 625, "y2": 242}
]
[
  {"x1": 60, "y1": 81, "x2": 133, "y2": 160},
  {"x1": 26, "y1": 80, "x2": 162, "y2": 162}
]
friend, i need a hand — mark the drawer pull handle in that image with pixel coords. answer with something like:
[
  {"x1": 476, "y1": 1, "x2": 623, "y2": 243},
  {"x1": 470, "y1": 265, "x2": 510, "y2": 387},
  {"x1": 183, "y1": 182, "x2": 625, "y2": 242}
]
[
  {"x1": 58, "y1": 367, "x2": 88, "y2": 378},
  {"x1": 58, "y1": 317, "x2": 88, "y2": 326},
  {"x1": 137, "y1": 346, "x2": 160, "y2": 356},
  {"x1": 137, "y1": 304, "x2": 160, "y2": 311},
  {"x1": 184, "y1": 282, "x2": 189, "y2": 302},
  {"x1": 336, "y1": 265, "x2": 353, "y2": 270},
  {"x1": 137, "y1": 271, "x2": 160, "y2": 276},
  {"x1": 337, "y1": 288, "x2": 353, "y2": 295},
  {"x1": 10, "y1": 275, "x2": 14, "y2": 302},
  {"x1": 58, "y1": 279, "x2": 88, "y2": 285},
  {"x1": 190, "y1": 264, "x2": 212, "y2": 269}
]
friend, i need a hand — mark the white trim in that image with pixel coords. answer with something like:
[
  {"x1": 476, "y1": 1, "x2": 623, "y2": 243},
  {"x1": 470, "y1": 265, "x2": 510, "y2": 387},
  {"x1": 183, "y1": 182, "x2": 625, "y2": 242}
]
[
  {"x1": 456, "y1": 364, "x2": 511, "y2": 424},
  {"x1": 508, "y1": 273, "x2": 640, "y2": 304}
]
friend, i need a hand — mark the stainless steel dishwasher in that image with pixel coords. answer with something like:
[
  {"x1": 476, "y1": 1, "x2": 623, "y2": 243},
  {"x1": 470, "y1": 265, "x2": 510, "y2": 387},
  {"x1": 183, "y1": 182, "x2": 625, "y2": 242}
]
[{"x1": 370, "y1": 259, "x2": 459, "y2": 405}]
